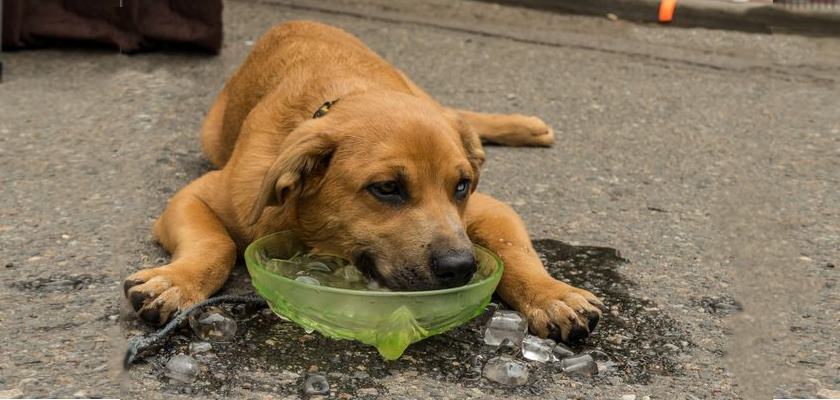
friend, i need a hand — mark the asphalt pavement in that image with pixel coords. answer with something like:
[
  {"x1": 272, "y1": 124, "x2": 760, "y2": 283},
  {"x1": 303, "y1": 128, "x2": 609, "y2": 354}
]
[{"x1": 0, "y1": 0, "x2": 838, "y2": 399}]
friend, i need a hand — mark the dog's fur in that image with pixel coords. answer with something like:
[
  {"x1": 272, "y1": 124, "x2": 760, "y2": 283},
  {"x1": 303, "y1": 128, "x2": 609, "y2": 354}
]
[{"x1": 124, "y1": 21, "x2": 603, "y2": 342}]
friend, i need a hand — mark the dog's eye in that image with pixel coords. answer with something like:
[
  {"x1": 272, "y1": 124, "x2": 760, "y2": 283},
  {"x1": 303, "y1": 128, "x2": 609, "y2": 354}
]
[
  {"x1": 368, "y1": 181, "x2": 406, "y2": 204},
  {"x1": 454, "y1": 179, "x2": 471, "y2": 201},
  {"x1": 374, "y1": 181, "x2": 398, "y2": 194}
]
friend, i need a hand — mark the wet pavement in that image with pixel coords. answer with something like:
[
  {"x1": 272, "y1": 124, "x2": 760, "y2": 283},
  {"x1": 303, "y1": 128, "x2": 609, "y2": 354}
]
[
  {"x1": 535, "y1": 240, "x2": 691, "y2": 383},
  {"x1": 126, "y1": 240, "x2": 692, "y2": 397}
]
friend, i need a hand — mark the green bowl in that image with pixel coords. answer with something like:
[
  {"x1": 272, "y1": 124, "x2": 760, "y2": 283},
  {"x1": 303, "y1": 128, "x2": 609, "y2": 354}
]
[{"x1": 244, "y1": 231, "x2": 503, "y2": 360}]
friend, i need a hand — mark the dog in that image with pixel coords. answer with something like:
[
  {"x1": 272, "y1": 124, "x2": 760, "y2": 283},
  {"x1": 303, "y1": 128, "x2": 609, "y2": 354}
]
[{"x1": 123, "y1": 21, "x2": 603, "y2": 343}]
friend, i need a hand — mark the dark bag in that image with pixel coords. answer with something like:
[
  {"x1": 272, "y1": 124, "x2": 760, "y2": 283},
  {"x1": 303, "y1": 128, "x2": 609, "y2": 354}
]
[{"x1": 1, "y1": 0, "x2": 223, "y2": 53}]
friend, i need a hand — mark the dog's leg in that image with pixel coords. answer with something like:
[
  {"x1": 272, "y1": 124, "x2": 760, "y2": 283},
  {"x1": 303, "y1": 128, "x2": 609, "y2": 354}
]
[
  {"x1": 394, "y1": 69, "x2": 554, "y2": 147},
  {"x1": 123, "y1": 172, "x2": 236, "y2": 325},
  {"x1": 455, "y1": 109, "x2": 555, "y2": 147},
  {"x1": 200, "y1": 88, "x2": 230, "y2": 169},
  {"x1": 466, "y1": 192, "x2": 602, "y2": 342}
]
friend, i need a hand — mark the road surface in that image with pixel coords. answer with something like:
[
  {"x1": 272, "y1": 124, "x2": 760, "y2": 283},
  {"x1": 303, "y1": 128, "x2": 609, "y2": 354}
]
[{"x1": 0, "y1": 0, "x2": 838, "y2": 398}]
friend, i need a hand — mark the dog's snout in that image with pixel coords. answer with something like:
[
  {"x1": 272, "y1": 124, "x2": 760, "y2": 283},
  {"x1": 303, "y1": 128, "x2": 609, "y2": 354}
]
[{"x1": 430, "y1": 250, "x2": 477, "y2": 288}]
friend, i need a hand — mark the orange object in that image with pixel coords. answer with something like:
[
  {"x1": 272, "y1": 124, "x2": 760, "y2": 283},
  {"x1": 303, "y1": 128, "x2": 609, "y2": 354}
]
[{"x1": 659, "y1": 0, "x2": 677, "y2": 22}]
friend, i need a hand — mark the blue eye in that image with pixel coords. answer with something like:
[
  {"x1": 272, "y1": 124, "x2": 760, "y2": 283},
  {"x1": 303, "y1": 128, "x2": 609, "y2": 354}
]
[{"x1": 454, "y1": 179, "x2": 471, "y2": 200}]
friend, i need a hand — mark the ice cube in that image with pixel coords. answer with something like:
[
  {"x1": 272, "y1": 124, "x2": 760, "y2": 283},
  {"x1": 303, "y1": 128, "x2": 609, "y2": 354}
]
[
  {"x1": 295, "y1": 276, "x2": 321, "y2": 286},
  {"x1": 521, "y1": 335, "x2": 556, "y2": 362},
  {"x1": 303, "y1": 261, "x2": 332, "y2": 273},
  {"x1": 559, "y1": 353, "x2": 598, "y2": 376},
  {"x1": 483, "y1": 310, "x2": 528, "y2": 346},
  {"x1": 302, "y1": 374, "x2": 330, "y2": 395},
  {"x1": 483, "y1": 356, "x2": 529, "y2": 386},
  {"x1": 189, "y1": 341, "x2": 212, "y2": 354},
  {"x1": 587, "y1": 349, "x2": 610, "y2": 361},
  {"x1": 188, "y1": 306, "x2": 237, "y2": 342},
  {"x1": 266, "y1": 259, "x2": 297, "y2": 273},
  {"x1": 367, "y1": 279, "x2": 384, "y2": 291},
  {"x1": 552, "y1": 343, "x2": 575, "y2": 360},
  {"x1": 165, "y1": 354, "x2": 198, "y2": 384},
  {"x1": 343, "y1": 264, "x2": 364, "y2": 282}
]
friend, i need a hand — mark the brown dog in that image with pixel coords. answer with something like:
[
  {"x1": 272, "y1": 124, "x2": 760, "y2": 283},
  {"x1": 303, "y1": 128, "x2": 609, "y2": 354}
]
[{"x1": 124, "y1": 21, "x2": 603, "y2": 343}]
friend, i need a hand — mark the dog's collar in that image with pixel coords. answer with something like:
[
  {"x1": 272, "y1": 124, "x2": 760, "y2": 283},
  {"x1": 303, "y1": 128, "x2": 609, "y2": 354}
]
[{"x1": 313, "y1": 99, "x2": 338, "y2": 119}]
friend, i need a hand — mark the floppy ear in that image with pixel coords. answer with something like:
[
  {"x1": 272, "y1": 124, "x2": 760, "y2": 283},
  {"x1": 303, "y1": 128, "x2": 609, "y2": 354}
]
[
  {"x1": 449, "y1": 114, "x2": 486, "y2": 191},
  {"x1": 248, "y1": 132, "x2": 335, "y2": 225}
]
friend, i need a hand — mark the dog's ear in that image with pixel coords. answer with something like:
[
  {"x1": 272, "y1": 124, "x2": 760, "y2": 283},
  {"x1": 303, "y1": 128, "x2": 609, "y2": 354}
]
[
  {"x1": 248, "y1": 132, "x2": 335, "y2": 225},
  {"x1": 448, "y1": 113, "x2": 485, "y2": 191}
]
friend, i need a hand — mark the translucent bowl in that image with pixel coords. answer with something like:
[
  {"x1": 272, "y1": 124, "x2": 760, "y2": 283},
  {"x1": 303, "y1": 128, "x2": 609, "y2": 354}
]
[{"x1": 244, "y1": 231, "x2": 503, "y2": 359}]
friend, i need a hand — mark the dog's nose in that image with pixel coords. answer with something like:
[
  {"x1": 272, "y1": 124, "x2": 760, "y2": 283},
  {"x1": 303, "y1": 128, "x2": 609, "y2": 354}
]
[{"x1": 430, "y1": 250, "x2": 477, "y2": 288}]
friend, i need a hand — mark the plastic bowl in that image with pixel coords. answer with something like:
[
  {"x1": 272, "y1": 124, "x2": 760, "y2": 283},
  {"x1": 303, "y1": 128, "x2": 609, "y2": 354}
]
[{"x1": 244, "y1": 231, "x2": 503, "y2": 359}]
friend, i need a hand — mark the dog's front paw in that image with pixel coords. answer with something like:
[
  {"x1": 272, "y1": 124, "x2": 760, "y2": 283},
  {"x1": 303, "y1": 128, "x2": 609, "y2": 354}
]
[
  {"x1": 123, "y1": 266, "x2": 206, "y2": 326},
  {"x1": 518, "y1": 279, "x2": 604, "y2": 343}
]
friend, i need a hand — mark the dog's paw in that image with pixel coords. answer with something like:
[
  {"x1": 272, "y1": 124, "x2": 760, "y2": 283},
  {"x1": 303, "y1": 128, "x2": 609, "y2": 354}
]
[
  {"x1": 518, "y1": 279, "x2": 603, "y2": 343},
  {"x1": 514, "y1": 115, "x2": 555, "y2": 147},
  {"x1": 123, "y1": 266, "x2": 205, "y2": 326}
]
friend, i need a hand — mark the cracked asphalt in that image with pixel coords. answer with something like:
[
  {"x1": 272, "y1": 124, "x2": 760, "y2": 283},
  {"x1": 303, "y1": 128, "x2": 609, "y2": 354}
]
[{"x1": 1, "y1": 0, "x2": 838, "y2": 398}]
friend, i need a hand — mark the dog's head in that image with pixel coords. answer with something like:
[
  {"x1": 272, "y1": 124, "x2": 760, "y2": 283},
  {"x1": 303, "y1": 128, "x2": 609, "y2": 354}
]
[{"x1": 249, "y1": 92, "x2": 485, "y2": 290}]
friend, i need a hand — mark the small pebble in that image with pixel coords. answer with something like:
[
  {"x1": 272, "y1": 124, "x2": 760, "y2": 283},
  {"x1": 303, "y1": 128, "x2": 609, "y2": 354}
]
[
  {"x1": 598, "y1": 360, "x2": 620, "y2": 374},
  {"x1": 494, "y1": 339, "x2": 520, "y2": 357},
  {"x1": 303, "y1": 374, "x2": 330, "y2": 395},
  {"x1": 465, "y1": 354, "x2": 485, "y2": 379},
  {"x1": 817, "y1": 388, "x2": 840, "y2": 399},
  {"x1": 0, "y1": 388, "x2": 24, "y2": 399},
  {"x1": 353, "y1": 371, "x2": 370, "y2": 380},
  {"x1": 662, "y1": 343, "x2": 680, "y2": 353}
]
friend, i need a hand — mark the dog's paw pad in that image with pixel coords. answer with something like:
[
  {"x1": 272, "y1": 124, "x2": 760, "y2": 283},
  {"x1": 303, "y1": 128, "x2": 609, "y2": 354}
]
[
  {"x1": 123, "y1": 279, "x2": 144, "y2": 296},
  {"x1": 123, "y1": 268, "x2": 201, "y2": 326},
  {"x1": 520, "y1": 282, "x2": 603, "y2": 344}
]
